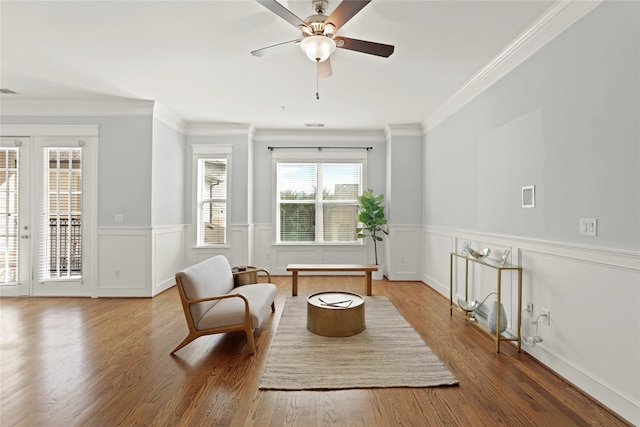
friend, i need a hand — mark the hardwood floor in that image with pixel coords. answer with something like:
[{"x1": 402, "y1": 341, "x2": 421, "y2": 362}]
[{"x1": 0, "y1": 276, "x2": 631, "y2": 426}]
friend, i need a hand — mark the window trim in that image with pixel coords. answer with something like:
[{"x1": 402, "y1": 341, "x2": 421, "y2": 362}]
[
  {"x1": 192, "y1": 145, "x2": 232, "y2": 248},
  {"x1": 272, "y1": 150, "x2": 367, "y2": 245}
]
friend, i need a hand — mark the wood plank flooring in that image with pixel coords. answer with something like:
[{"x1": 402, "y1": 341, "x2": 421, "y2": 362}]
[{"x1": 0, "y1": 276, "x2": 631, "y2": 426}]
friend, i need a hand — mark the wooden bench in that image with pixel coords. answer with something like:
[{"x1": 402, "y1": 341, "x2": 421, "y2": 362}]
[{"x1": 286, "y1": 264, "x2": 378, "y2": 296}]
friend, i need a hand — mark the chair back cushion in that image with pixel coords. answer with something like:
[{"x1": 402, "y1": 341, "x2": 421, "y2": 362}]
[{"x1": 176, "y1": 255, "x2": 234, "y2": 324}]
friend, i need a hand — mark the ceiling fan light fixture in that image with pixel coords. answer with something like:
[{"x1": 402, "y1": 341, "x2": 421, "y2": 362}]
[
  {"x1": 300, "y1": 35, "x2": 336, "y2": 62},
  {"x1": 323, "y1": 23, "x2": 336, "y2": 37}
]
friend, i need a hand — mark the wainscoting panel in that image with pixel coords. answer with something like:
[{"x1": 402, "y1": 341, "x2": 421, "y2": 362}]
[
  {"x1": 152, "y1": 226, "x2": 184, "y2": 296},
  {"x1": 272, "y1": 247, "x2": 367, "y2": 276},
  {"x1": 422, "y1": 229, "x2": 454, "y2": 295},
  {"x1": 387, "y1": 224, "x2": 422, "y2": 280},
  {"x1": 253, "y1": 224, "x2": 274, "y2": 271},
  {"x1": 422, "y1": 226, "x2": 640, "y2": 425},
  {"x1": 97, "y1": 227, "x2": 150, "y2": 296}
]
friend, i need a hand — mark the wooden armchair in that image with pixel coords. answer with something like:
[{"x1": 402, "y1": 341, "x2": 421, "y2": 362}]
[{"x1": 171, "y1": 255, "x2": 277, "y2": 355}]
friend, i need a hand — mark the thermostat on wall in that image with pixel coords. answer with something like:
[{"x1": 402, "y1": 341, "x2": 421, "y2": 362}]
[{"x1": 522, "y1": 185, "x2": 535, "y2": 208}]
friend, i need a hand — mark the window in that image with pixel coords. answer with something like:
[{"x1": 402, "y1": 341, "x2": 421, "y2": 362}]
[
  {"x1": 193, "y1": 146, "x2": 231, "y2": 246},
  {"x1": 277, "y1": 161, "x2": 362, "y2": 243},
  {"x1": 43, "y1": 147, "x2": 83, "y2": 279}
]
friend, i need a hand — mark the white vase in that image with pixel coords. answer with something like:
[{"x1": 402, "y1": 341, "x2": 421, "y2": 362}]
[
  {"x1": 488, "y1": 301, "x2": 508, "y2": 334},
  {"x1": 372, "y1": 264, "x2": 384, "y2": 280}
]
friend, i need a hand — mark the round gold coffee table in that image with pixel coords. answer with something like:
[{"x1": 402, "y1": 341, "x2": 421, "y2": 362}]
[{"x1": 307, "y1": 291, "x2": 366, "y2": 337}]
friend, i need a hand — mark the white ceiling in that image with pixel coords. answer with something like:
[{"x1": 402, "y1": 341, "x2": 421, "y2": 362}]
[{"x1": 0, "y1": 0, "x2": 558, "y2": 131}]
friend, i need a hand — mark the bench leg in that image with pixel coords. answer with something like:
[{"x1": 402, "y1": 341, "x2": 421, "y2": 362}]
[
  {"x1": 292, "y1": 271, "x2": 298, "y2": 296},
  {"x1": 366, "y1": 271, "x2": 372, "y2": 296}
]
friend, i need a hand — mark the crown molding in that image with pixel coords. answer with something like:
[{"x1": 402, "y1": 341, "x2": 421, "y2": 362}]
[
  {"x1": 0, "y1": 97, "x2": 155, "y2": 117},
  {"x1": 252, "y1": 128, "x2": 386, "y2": 143},
  {"x1": 386, "y1": 123, "x2": 425, "y2": 138},
  {"x1": 422, "y1": 0, "x2": 603, "y2": 133},
  {"x1": 152, "y1": 102, "x2": 188, "y2": 134},
  {"x1": 0, "y1": 123, "x2": 100, "y2": 137},
  {"x1": 186, "y1": 122, "x2": 253, "y2": 136}
]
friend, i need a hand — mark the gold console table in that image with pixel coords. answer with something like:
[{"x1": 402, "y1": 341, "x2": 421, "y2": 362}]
[{"x1": 449, "y1": 252, "x2": 523, "y2": 353}]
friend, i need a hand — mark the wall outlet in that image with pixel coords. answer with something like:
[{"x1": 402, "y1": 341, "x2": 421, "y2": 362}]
[
  {"x1": 579, "y1": 218, "x2": 597, "y2": 236},
  {"x1": 541, "y1": 308, "x2": 550, "y2": 325},
  {"x1": 525, "y1": 302, "x2": 533, "y2": 316},
  {"x1": 115, "y1": 214, "x2": 124, "y2": 224},
  {"x1": 115, "y1": 269, "x2": 121, "y2": 279}
]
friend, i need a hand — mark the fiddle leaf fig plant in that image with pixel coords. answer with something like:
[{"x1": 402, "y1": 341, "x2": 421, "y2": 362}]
[{"x1": 356, "y1": 189, "x2": 388, "y2": 266}]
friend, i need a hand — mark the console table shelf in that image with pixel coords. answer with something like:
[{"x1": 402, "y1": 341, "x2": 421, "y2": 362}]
[{"x1": 449, "y1": 252, "x2": 523, "y2": 353}]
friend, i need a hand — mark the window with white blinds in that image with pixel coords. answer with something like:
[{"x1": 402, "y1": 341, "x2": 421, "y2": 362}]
[
  {"x1": 277, "y1": 161, "x2": 362, "y2": 243},
  {"x1": 197, "y1": 158, "x2": 228, "y2": 245},
  {"x1": 0, "y1": 148, "x2": 19, "y2": 284},
  {"x1": 192, "y1": 145, "x2": 231, "y2": 247},
  {"x1": 41, "y1": 147, "x2": 82, "y2": 280}
]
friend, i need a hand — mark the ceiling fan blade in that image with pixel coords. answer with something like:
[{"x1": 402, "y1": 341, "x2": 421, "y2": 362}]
[
  {"x1": 251, "y1": 39, "x2": 300, "y2": 57},
  {"x1": 255, "y1": 0, "x2": 310, "y2": 30},
  {"x1": 326, "y1": 0, "x2": 371, "y2": 30},
  {"x1": 318, "y1": 58, "x2": 333, "y2": 78},
  {"x1": 335, "y1": 36, "x2": 394, "y2": 58}
]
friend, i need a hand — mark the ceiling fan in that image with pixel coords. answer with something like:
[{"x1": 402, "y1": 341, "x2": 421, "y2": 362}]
[{"x1": 251, "y1": 0, "x2": 394, "y2": 79}]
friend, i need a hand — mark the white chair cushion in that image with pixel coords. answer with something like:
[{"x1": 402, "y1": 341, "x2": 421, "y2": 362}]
[{"x1": 197, "y1": 283, "x2": 277, "y2": 330}]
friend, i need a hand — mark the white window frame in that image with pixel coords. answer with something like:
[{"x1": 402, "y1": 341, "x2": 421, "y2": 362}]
[
  {"x1": 192, "y1": 145, "x2": 232, "y2": 248},
  {"x1": 273, "y1": 150, "x2": 367, "y2": 245}
]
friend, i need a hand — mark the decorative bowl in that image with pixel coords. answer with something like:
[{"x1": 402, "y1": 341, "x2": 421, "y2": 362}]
[
  {"x1": 469, "y1": 248, "x2": 491, "y2": 259},
  {"x1": 457, "y1": 299, "x2": 479, "y2": 312}
]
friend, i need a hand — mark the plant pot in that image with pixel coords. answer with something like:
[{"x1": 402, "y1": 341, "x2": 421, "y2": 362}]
[{"x1": 372, "y1": 264, "x2": 384, "y2": 281}]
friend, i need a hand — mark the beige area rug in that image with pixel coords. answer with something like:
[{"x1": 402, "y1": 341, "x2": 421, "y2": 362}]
[{"x1": 259, "y1": 296, "x2": 459, "y2": 390}]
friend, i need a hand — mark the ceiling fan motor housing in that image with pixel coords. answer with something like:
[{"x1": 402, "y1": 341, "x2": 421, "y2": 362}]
[{"x1": 303, "y1": 13, "x2": 335, "y2": 38}]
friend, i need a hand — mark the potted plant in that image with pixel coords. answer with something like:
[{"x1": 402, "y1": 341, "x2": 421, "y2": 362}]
[{"x1": 357, "y1": 189, "x2": 388, "y2": 280}]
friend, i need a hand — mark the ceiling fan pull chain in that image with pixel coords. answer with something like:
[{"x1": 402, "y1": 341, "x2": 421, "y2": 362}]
[{"x1": 316, "y1": 61, "x2": 320, "y2": 100}]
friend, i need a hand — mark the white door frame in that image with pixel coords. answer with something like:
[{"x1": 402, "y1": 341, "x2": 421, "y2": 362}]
[{"x1": 0, "y1": 125, "x2": 98, "y2": 297}]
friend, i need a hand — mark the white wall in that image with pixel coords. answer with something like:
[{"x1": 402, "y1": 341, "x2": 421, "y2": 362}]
[
  {"x1": 421, "y1": 2, "x2": 640, "y2": 423},
  {"x1": 152, "y1": 118, "x2": 186, "y2": 226},
  {"x1": 424, "y1": 1, "x2": 639, "y2": 251}
]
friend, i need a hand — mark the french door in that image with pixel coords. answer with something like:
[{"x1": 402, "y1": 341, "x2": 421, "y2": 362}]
[{"x1": 0, "y1": 127, "x2": 96, "y2": 296}]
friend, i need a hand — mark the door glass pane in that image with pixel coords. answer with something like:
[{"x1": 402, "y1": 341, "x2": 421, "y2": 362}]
[
  {"x1": 43, "y1": 147, "x2": 82, "y2": 279},
  {"x1": 0, "y1": 148, "x2": 19, "y2": 284}
]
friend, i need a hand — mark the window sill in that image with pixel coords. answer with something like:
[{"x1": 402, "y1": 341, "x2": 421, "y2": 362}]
[
  {"x1": 273, "y1": 242, "x2": 363, "y2": 246},
  {"x1": 192, "y1": 245, "x2": 231, "y2": 250}
]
